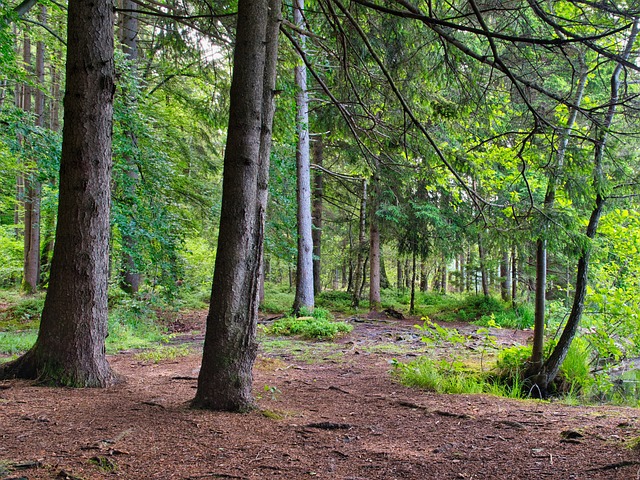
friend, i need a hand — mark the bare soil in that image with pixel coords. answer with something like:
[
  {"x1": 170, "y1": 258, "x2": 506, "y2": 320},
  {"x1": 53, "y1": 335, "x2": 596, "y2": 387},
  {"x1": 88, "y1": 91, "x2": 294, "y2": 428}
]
[{"x1": 1, "y1": 311, "x2": 639, "y2": 479}]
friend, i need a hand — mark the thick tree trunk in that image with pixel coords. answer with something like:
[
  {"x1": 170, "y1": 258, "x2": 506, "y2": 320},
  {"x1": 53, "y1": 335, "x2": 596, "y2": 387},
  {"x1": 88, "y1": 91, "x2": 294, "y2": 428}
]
[
  {"x1": 351, "y1": 179, "x2": 367, "y2": 307},
  {"x1": 118, "y1": 0, "x2": 142, "y2": 294},
  {"x1": 312, "y1": 136, "x2": 323, "y2": 296},
  {"x1": 193, "y1": 0, "x2": 281, "y2": 412},
  {"x1": 1, "y1": 0, "x2": 116, "y2": 386},
  {"x1": 292, "y1": 0, "x2": 314, "y2": 314}
]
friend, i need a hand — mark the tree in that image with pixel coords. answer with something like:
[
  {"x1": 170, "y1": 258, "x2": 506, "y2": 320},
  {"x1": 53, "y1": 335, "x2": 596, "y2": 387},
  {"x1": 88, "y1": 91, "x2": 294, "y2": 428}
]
[
  {"x1": 0, "y1": 0, "x2": 116, "y2": 386},
  {"x1": 292, "y1": 0, "x2": 314, "y2": 314},
  {"x1": 193, "y1": 0, "x2": 281, "y2": 412}
]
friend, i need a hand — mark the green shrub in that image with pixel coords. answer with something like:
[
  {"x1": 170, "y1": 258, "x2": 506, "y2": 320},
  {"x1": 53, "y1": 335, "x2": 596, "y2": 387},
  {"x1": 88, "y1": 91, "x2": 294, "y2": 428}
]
[
  {"x1": 316, "y1": 290, "x2": 353, "y2": 313},
  {"x1": 394, "y1": 357, "x2": 492, "y2": 395},
  {"x1": 265, "y1": 307, "x2": 352, "y2": 340}
]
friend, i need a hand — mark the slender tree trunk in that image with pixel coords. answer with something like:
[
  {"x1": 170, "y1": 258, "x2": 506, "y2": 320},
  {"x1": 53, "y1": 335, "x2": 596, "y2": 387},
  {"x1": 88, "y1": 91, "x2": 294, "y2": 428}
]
[
  {"x1": 118, "y1": 0, "x2": 142, "y2": 294},
  {"x1": 396, "y1": 258, "x2": 403, "y2": 290},
  {"x1": 311, "y1": 136, "x2": 323, "y2": 296},
  {"x1": 478, "y1": 234, "x2": 489, "y2": 296},
  {"x1": 352, "y1": 179, "x2": 367, "y2": 307},
  {"x1": 369, "y1": 203, "x2": 381, "y2": 311},
  {"x1": 22, "y1": 18, "x2": 43, "y2": 293},
  {"x1": 380, "y1": 251, "x2": 390, "y2": 289},
  {"x1": 292, "y1": 0, "x2": 314, "y2": 314},
  {"x1": 531, "y1": 54, "x2": 588, "y2": 368},
  {"x1": 531, "y1": 21, "x2": 639, "y2": 395},
  {"x1": 193, "y1": 0, "x2": 281, "y2": 411},
  {"x1": 409, "y1": 249, "x2": 417, "y2": 314},
  {"x1": 419, "y1": 261, "x2": 427, "y2": 292},
  {"x1": 500, "y1": 249, "x2": 511, "y2": 302},
  {"x1": 511, "y1": 245, "x2": 518, "y2": 304},
  {"x1": 1, "y1": 0, "x2": 117, "y2": 386}
]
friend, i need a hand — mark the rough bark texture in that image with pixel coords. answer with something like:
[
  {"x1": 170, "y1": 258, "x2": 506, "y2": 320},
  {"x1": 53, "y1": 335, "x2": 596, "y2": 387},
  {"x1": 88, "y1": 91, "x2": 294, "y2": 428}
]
[
  {"x1": 193, "y1": 0, "x2": 280, "y2": 412},
  {"x1": 22, "y1": 21, "x2": 42, "y2": 293},
  {"x1": 368, "y1": 201, "x2": 381, "y2": 311},
  {"x1": 292, "y1": 0, "x2": 314, "y2": 314},
  {"x1": 312, "y1": 137, "x2": 323, "y2": 296},
  {"x1": 118, "y1": 0, "x2": 142, "y2": 294},
  {"x1": 1, "y1": 0, "x2": 116, "y2": 386}
]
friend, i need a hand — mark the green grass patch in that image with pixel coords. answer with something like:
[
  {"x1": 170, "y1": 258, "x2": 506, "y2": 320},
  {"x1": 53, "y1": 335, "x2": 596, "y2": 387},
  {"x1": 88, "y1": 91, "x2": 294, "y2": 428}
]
[
  {"x1": 264, "y1": 307, "x2": 352, "y2": 340},
  {"x1": 258, "y1": 335, "x2": 345, "y2": 363},
  {"x1": 260, "y1": 283, "x2": 295, "y2": 314},
  {"x1": 134, "y1": 345, "x2": 191, "y2": 363}
]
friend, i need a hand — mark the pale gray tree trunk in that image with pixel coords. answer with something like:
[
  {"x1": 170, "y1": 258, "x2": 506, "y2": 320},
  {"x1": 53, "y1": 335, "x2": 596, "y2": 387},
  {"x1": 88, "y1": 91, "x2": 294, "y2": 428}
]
[
  {"x1": 292, "y1": 0, "x2": 314, "y2": 314},
  {"x1": 500, "y1": 250, "x2": 511, "y2": 302},
  {"x1": 118, "y1": 0, "x2": 142, "y2": 294},
  {"x1": 369, "y1": 179, "x2": 381, "y2": 311},
  {"x1": 193, "y1": 0, "x2": 281, "y2": 411},
  {"x1": 1, "y1": 0, "x2": 117, "y2": 386}
]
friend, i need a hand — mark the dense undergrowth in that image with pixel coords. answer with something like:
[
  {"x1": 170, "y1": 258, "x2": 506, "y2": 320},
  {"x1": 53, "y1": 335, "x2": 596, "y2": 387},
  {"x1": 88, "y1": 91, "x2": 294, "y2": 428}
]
[{"x1": 1, "y1": 284, "x2": 638, "y2": 407}]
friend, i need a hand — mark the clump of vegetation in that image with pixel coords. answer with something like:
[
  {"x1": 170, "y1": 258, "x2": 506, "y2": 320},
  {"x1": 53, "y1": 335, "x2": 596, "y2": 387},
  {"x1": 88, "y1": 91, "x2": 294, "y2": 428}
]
[
  {"x1": 265, "y1": 307, "x2": 352, "y2": 340},
  {"x1": 473, "y1": 303, "x2": 534, "y2": 329},
  {"x1": 134, "y1": 345, "x2": 190, "y2": 363}
]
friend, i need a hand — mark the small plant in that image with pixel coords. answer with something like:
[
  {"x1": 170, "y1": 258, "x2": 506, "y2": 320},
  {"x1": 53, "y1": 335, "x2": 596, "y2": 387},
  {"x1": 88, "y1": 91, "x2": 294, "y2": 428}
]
[
  {"x1": 262, "y1": 384, "x2": 282, "y2": 401},
  {"x1": 415, "y1": 317, "x2": 466, "y2": 346},
  {"x1": 90, "y1": 456, "x2": 118, "y2": 473}
]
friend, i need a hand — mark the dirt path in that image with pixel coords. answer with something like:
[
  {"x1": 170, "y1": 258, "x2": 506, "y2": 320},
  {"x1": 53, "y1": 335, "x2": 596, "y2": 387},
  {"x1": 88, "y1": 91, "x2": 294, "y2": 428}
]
[{"x1": 1, "y1": 312, "x2": 639, "y2": 479}]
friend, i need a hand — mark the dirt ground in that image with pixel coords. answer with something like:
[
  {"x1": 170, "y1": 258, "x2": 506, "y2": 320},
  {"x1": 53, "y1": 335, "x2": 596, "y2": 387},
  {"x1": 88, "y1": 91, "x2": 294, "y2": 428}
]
[{"x1": 1, "y1": 311, "x2": 639, "y2": 479}]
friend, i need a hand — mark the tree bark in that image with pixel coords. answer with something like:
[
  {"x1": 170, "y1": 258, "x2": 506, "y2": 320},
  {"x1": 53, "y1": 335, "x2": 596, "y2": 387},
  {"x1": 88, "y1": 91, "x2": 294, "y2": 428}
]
[
  {"x1": 1, "y1": 0, "x2": 116, "y2": 386},
  {"x1": 118, "y1": 0, "x2": 142, "y2": 294},
  {"x1": 369, "y1": 196, "x2": 381, "y2": 311},
  {"x1": 531, "y1": 54, "x2": 588, "y2": 368},
  {"x1": 193, "y1": 0, "x2": 281, "y2": 411},
  {"x1": 351, "y1": 179, "x2": 367, "y2": 307},
  {"x1": 22, "y1": 20, "x2": 42, "y2": 293},
  {"x1": 478, "y1": 234, "x2": 489, "y2": 297},
  {"x1": 530, "y1": 21, "x2": 639, "y2": 395},
  {"x1": 312, "y1": 136, "x2": 323, "y2": 295},
  {"x1": 500, "y1": 249, "x2": 511, "y2": 302},
  {"x1": 292, "y1": 0, "x2": 314, "y2": 314},
  {"x1": 380, "y1": 251, "x2": 390, "y2": 289}
]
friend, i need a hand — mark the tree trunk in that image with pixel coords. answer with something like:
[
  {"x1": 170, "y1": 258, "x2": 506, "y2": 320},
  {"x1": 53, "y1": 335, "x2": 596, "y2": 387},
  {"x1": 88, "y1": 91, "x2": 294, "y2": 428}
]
[
  {"x1": 1, "y1": 0, "x2": 117, "y2": 387},
  {"x1": 369, "y1": 201, "x2": 381, "y2": 311},
  {"x1": 193, "y1": 0, "x2": 281, "y2": 411},
  {"x1": 500, "y1": 249, "x2": 511, "y2": 302},
  {"x1": 396, "y1": 258, "x2": 403, "y2": 290},
  {"x1": 531, "y1": 54, "x2": 588, "y2": 368},
  {"x1": 478, "y1": 234, "x2": 489, "y2": 296},
  {"x1": 530, "y1": 21, "x2": 639, "y2": 396},
  {"x1": 312, "y1": 136, "x2": 323, "y2": 296},
  {"x1": 419, "y1": 260, "x2": 427, "y2": 292},
  {"x1": 409, "y1": 249, "x2": 417, "y2": 314},
  {"x1": 351, "y1": 179, "x2": 367, "y2": 307},
  {"x1": 118, "y1": 0, "x2": 142, "y2": 294},
  {"x1": 511, "y1": 245, "x2": 518, "y2": 304},
  {"x1": 22, "y1": 20, "x2": 42, "y2": 293},
  {"x1": 292, "y1": 0, "x2": 314, "y2": 314}
]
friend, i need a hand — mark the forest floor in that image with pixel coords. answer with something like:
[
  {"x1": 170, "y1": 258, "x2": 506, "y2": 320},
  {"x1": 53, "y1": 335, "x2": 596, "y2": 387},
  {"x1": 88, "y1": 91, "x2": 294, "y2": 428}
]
[{"x1": 1, "y1": 310, "x2": 640, "y2": 479}]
